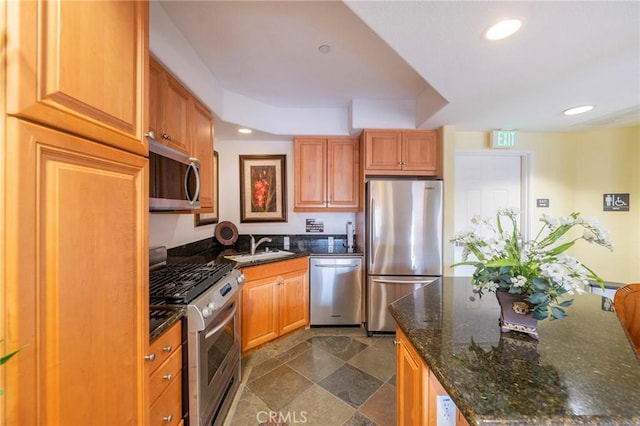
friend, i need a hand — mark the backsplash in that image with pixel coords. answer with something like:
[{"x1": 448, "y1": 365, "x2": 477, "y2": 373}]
[{"x1": 166, "y1": 234, "x2": 357, "y2": 262}]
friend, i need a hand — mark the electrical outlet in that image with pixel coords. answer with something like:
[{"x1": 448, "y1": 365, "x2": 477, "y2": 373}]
[
  {"x1": 283, "y1": 236, "x2": 290, "y2": 250},
  {"x1": 328, "y1": 236, "x2": 334, "y2": 246},
  {"x1": 436, "y1": 395, "x2": 456, "y2": 426}
]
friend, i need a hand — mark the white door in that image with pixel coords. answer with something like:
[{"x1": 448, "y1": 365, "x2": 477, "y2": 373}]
[{"x1": 453, "y1": 152, "x2": 526, "y2": 276}]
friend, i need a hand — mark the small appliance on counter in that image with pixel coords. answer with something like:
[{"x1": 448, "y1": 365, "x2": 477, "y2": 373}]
[{"x1": 346, "y1": 221, "x2": 355, "y2": 251}]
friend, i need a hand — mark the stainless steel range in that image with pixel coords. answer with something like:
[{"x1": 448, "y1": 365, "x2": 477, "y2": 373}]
[{"x1": 149, "y1": 247, "x2": 245, "y2": 426}]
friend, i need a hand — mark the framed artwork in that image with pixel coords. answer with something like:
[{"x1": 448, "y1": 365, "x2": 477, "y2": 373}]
[
  {"x1": 194, "y1": 151, "x2": 219, "y2": 227},
  {"x1": 239, "y1": 154, "x2": 287, "y2": 223}
]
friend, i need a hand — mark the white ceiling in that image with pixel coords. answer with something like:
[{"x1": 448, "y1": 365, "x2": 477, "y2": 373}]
[{"x1": 157, "y1": 0, "x2": 640, "y2": 141}]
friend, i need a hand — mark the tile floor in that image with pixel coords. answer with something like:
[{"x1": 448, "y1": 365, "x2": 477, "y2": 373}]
[{"x1": 224, "y1": 327, "x2": 397, "y2": 426}]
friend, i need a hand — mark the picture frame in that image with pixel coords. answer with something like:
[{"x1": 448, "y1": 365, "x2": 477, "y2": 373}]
[
  {"x1": 194, "y1": 151, "x2": 219, "y2": 227},
  {"x1": 239, "y1": 154, "x2": 287, "y2": 223}
]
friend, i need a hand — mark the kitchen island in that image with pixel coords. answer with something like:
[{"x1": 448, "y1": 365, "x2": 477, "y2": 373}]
[{"x1": 389, "y1": 277, "x2": 640, "y2": 425}]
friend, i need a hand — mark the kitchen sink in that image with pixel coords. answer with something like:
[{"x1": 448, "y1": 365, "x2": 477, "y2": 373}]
[{"x1": 225, "y1": 249, "x2": 295, "y2": 264}]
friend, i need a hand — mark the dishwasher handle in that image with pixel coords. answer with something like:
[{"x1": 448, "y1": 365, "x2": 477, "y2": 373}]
[
  {"x1": 313, "y1": 263, "x2": 360, "y2": 269},
  {"x1": 371, "y1": 278, "x2": 436, "y2": 285}
]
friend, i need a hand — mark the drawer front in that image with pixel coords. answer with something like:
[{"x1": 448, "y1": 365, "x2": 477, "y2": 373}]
[
  {"x1": 149, "y1": 346, "x2": 182, "y2": 405},
  {"x1": 150, "y1": 371, "x2": 182, "y2": 426},
  {"x1": 242, "y1": 256, "x2": 308, "y2": 281},
  {"x1": 148, "y1": 321, "x2": 182, "y2": 373}
]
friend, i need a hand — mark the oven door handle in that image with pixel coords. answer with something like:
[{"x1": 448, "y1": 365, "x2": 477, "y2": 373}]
[{"x1": 203, "y1": 301, "x2": 237, "y2": 340}]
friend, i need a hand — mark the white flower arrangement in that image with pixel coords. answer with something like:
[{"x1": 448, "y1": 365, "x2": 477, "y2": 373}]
[{"x1": 450, "y1": 209, "x2": 613, "y2": 320}]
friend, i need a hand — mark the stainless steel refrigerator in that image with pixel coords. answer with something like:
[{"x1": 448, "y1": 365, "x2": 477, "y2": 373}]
[{"x1": 365, "y1": 179, "x2": 443, "y2": 335}]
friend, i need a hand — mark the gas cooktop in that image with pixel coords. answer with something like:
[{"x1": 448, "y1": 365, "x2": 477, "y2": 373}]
[{"x1": 149, "y1": 262, "x2": 234, "y2": 305}]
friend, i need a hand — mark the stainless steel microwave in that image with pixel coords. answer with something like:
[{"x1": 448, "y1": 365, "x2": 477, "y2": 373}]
[{"x1": 149, "y1": 140, "x2": 201, "y2": 211}]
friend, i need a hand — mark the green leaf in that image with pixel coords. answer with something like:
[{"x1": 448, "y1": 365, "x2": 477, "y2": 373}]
[
  {"x1": 485, "y1": 259, "x2": 519, "y2": 267},
  {"x1": 558, "y1": 299, "x2": 574, "y2": 307},
  {"x1": 527, "y1": 292, "x2": 549, "y2": 305},
  {"x1": 531, "y1": 277, "x2": 549, "y2": 291},
  {"x1": 533, "y1": 310, "x2": 549, "y2": 320},
  {"x1": 545, "y1": 241, "x2": 575, "y2": 256},
  {"x1": 550, "y1": 306, "x2": 567, "y2": 320},
  {"x1": 0, "y1": 348, "x2": 20, "y2": 365}
]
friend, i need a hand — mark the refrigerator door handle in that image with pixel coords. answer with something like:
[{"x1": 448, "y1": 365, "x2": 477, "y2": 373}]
[
  {"x1": 371, "y1": 278, "x2": 436, "y2": 285},
  {"x1": 369, "y1": 197, "x2": 375, "y2": 268}
]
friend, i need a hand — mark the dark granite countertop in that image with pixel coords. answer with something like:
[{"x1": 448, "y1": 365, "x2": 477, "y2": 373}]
[
  {"x1": 149, "y1": 306, "x2": 185, "y2": 342},
  {"x1": 389, "y1": 277, "x2": 640, "y2": 426}
]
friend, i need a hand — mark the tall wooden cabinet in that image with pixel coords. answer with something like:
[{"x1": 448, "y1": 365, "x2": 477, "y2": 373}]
[
  {"x1": 294, "y1": 137, "x2": 360, "y2": 211},
  {"x1": 241, "y1": 257, "x2": 309, "y2": 352},
  {"x1": 362, "y1": 129, "x2": 440, "y2": 176},
  {"x1": 2, "y1": 1, "x2": 149, "y2": 424}
]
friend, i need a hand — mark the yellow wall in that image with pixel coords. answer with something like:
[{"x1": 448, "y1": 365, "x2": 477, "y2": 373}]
[{"x1": 442, "y1": 125, "x2": 639, "y2": 283}]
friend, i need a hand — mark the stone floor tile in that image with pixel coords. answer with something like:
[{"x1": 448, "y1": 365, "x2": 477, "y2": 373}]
[
  {"x1": 247, "y1": 364, "x2": 313, "y2": 411},
  {"x1": 359, "y1": 383, "x2": 396, "y2": 426},
  {"x1": 318, "y1": 364, "x2": 383, "y2": 408},
  {"x1": 286, "y1": 345, "x2": 345, "y2": 382},
  {"x1": 283, "y1": 384, "x2": 355, "y2": 425},
  {"x1": 306, "y1": 335, "x2": 369, "y2": 361}
]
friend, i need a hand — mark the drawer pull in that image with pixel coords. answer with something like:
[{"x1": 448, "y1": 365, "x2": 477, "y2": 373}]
[
  {"x1": 144, "y1": 353, "x2": 156, "y2": 362},
  {"x1": 163, "y1": 414, "x2": 173, "y2": 423},
  {"x1": 162, "y1": 345, "x2": 173, "y2": 353},
  {"x1": 163, "y1": 373, "x2": 173, "y2": 381}
]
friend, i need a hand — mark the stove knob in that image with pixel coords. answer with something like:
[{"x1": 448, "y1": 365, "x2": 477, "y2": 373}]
[
  {"x1": 202, "y1": 302, "x2": 217, "y2": 318},
  {"x1": 237, "y1": 274, "x2": 246, "y2": 284}
]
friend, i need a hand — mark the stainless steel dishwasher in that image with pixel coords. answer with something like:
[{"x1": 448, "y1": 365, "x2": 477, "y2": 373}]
[{"x1": 310, "y1": 256, "x2": 363, "y2": 326}]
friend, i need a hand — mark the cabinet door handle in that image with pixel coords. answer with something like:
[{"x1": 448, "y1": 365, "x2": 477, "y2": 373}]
[
  {"x1": 144, "y1": 353, "x2": 156, "y2": 362},
  {"x1": 393, "y1": 339, "x2": 400, "y2": 346},
  {"x1": 163, "y1": 373, "x2": 173, "y2": 381},
  {"x1": 144, "y1": 131, "x2": 156, "y2": 140},
  {"x1": 162, "y1": 345, "x2": 172, "y2": 353},
  {"x1": 161, "y1": 133, "x2": 171, "y2": 140},
  {"x1": 163, "y1": 414, "x2": 173, "y2": 423}
]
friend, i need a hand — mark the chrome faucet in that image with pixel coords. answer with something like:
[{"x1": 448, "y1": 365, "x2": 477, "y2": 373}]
[{"x1": 249, "y1": 234, "x2": 272, "y2": 255}]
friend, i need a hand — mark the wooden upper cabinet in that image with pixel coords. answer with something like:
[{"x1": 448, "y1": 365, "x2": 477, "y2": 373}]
[
  {"x1": 294, "y1": 137, "x2": 361, "y2": 212},
  {"x1": 190, "y1": 99, "x2": 214, "y2": 212},
  {"x1": 5, "y1": 0, "x2": 148, "y2": 156},
  {"x1": 294, "y1": 138, "x2": 327, "y2": 210},
  {"x1": 150, "y1": 56, "x2": 216, "y2": 213},
  {"x1": 363, "y1": 129, "x2": 440, "y2": 176},
  {"x1": 149, "y1": 56, "x2": 191, "y2": 154}
]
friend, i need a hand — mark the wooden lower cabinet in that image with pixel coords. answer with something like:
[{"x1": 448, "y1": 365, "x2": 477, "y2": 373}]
[
  {"x1": 241, "y1": 257, "x2": 309, "y2": 351},
  {"x1": 396, "y1": 327, "x2": 428, "y2": 426},
  {"x1": 3, "y1": 118, "x2": 148, "y2": 425},
  {"x1": 395, "y1": 327, "x2": 470, "y2": 426},
  {"x1": 148, "y1": 321, "x2": 183, "y2": 426}
]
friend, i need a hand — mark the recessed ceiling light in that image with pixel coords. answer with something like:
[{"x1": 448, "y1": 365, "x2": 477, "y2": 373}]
[
  {"x1": 484, "y1": 19, "x2": 523, "y2": 41},
  {"x1": 318, "y1": 44, "x2": 331, "y2": 54},
  {"x1": 237, "y1": 128, "x2": 253, "y2": 134},
  {"x1": 562, "y1": 105, "x2": 595, "y2": 116}
]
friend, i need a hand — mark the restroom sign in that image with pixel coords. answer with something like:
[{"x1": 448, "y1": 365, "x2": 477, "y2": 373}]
[{"x1": 603, "y1": 193, "x2": 629, "y2": 211}]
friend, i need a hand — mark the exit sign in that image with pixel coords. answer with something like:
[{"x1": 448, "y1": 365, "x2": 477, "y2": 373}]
[{"x1": 491, "y1": 130, "x2": 518, "y2": 148}]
